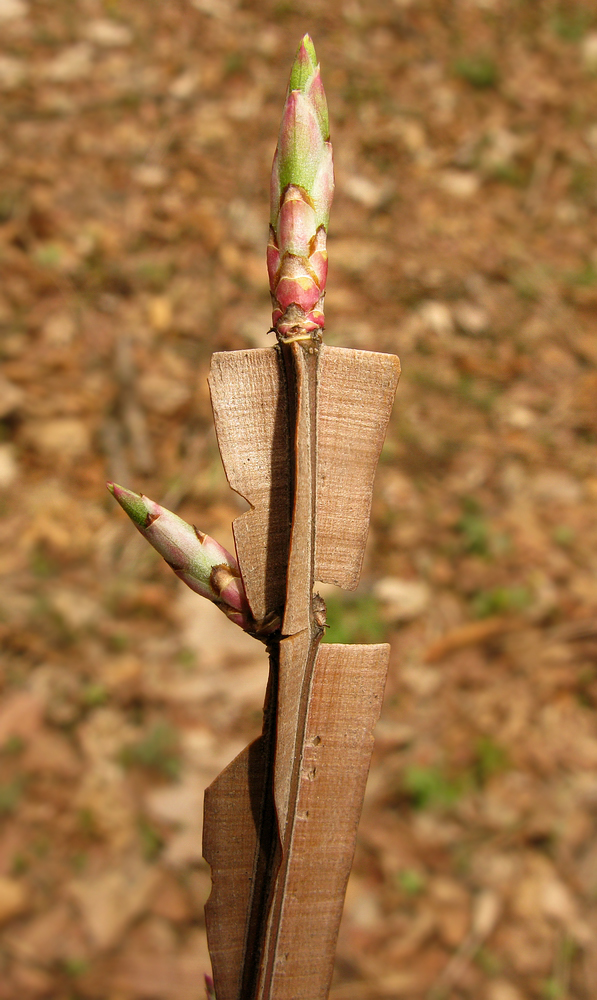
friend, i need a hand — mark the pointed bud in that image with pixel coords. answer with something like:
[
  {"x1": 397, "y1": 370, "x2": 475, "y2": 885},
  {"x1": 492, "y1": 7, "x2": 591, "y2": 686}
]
[
  {"x1": 107, "y1": 483, "x2": 254, "y2": 632},
  {"x1": 269, "y1": 34, "x2": 334, "y2": 341}
]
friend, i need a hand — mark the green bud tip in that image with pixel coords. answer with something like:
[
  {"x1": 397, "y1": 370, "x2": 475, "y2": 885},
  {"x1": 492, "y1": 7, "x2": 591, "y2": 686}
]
[
  {"x1": 288, "y1": 33, "x2": 318, "y2": 93},
  {"x1": 106, "y1": 481, "x2": 148, "y2": 529}
]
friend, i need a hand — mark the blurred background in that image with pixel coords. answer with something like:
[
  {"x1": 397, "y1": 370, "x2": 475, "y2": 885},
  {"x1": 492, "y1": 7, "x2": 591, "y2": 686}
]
[{"x1": 1, "y1": 0, "x2": 597, "y2": 997}]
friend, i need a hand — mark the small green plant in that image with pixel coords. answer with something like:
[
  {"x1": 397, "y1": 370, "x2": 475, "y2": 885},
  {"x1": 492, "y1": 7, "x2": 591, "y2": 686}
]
[
  {"x1": 550, "y1": 9, "x2": 592, "y2": 42},
  {"x1": 224, "y1": 51, "x2": 247, "y2": 77},
  {"x1": 1, "y1": 735, "x2": 25, "y2": 756},
  {"x1": 471, "y1": 585, "x2": 530, "y2": 619},
  {"x1": 510, "y1": 266, "x2": 547, "y2": 302},
  {"x1": 474, "y1": 736, "x2": 509, "y2": 786},
  {"x1": 553, "y1": 524, "x2": 575, "y2": 547},
  {"x1": 32, "y1": 834, "x2": 50, "y2": 858},
  {"x1": 82, "y1": 683, "x2": 108, "y2": 708},
  {"x1": 565, "y1": 261, "x2": 597, "y2": 287},
  {"x1": 62, "y1": 957, "x2": 90, "y2": 978},
  {"x1": 34, "y1": 243, "x2": 63, "y2": 269},
  {"x1": 70, "y1": 852, "x2": 88, "y2": 874},
  {"x1": 341, "y1": 74, "x2": 385, "y2": 108},
  {"x1": 30, "y1": 545, "x2": 59, "y2": 578},
  {"x1": 0, "y1": 780, "x2": 23, "y2": 816},
  {"x1": 78, "y1": 807, "x2": 99, "y2": 838},
  {"x1": 454, "y1": 55, "x2": 499, "y2": 89},
  {"x1": 176, "y1": 647, "x2": 197, "y2": 670},
  {"x1": 11, "y1": 852, "x2": 29, "y2": 876},
  {"x1": 395, "y1": 868, "x2": 426, "y2": 895},
  {"x1": 120, "y1": 722, "x2": 181, "y2": 780},
  {"x1": 138, "y1": 817, "x2": 165, "y2": 860},
  {"x1": 410, "y1": 370, "x2": 496, "y2": 413},
  {"x1": 541, "y1": 978, "x2": 566, "y2": 1000},
  {"x1": 456, "y1": 498, "x2": 490, "y2": 556},
  {"x1": 324, "y1": 594, "x2": 386, "y2": 645},
  {"x1": 474, "y1": 947, "x2": 502, "y2": 975},
  {"x1": 135, "y1": 259, "x2": 173, "y2": 292},
  {"x1": 569, "y1": 164, "x2": 597, "y2": 203},
  {"x1": 489, "y1": 162, "x2": 528, "y2": 188},
  {"x1": 106, "y1": 630, "x2": 130, "y2": 652},
  {"x1": 403, "y1": 765, "x2": 468, "y2": 810},
  {"x1": 456, "y1": 375, "x2": 497, "y2": 413},
  {"x1": 0, "y1": 190, "x2": 17, "y2": 223}
]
